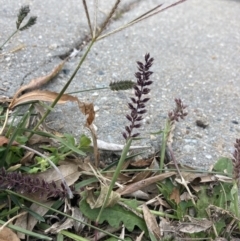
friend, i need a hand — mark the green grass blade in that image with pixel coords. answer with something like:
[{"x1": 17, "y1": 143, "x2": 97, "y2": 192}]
[{"x1": 0, "y1": 220, "x2": 52, "y2": 240}]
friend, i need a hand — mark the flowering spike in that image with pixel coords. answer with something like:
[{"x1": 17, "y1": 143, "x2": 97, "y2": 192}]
[
  {"x1": 123, "y1": 54, "x2": 154, "y2": 139},
  {"x1": 0, "y1": 168, "x2": 68, "y2": 199}
]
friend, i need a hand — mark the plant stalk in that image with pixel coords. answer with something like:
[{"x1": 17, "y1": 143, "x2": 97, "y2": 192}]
[
  {"x1": 96, "y1": 137, "x2": 132, "y2": 223},
  {"x1": 0, "y1": 30, "x2": 18, "y2": 50}
]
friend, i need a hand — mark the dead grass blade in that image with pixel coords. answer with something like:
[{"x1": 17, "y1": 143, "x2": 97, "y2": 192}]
[
  {"x1": 96, "y1": 0, "x2": 121, "y2": 38},
  {"x1": 97, "y1": 0, "x2": 187, "y2": 41},
  {"x1": 82, "y1": 0, "x2": 93, "y2": 38}
]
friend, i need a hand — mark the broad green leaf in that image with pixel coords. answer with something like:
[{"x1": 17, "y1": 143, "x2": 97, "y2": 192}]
[
  {"x1": 215, "y1": 220, "x2": 226, "y2": 234},
  {"x1": 79, "y1": 134, "x2": 91, "y2": 147},
  {"x1": 213, "y1": 157, "x2": 233, "y2": 175},
  {"x1": 80, "y1": 199, "x2": 147, "y2": 232},
  {"x1": 15, "y1": 135, "x2": 28, "y2": 144}
]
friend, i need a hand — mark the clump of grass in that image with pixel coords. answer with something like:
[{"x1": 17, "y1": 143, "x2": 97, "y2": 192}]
[{"x1": 0, "y1": 5, "x2": 37, "y2": 50}]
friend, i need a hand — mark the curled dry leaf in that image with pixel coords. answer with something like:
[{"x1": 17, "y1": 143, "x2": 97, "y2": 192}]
[
  {"x1": 12, "y1": 59, "x2": 67, "y2": 100},
  {"x1": 9, "y1": 90, "x2": 78, "y2": 110},
  {"x1": 8, "y1": 90, "x2": 95, "y2": 127},
  {"x1": 117, "y1": 172, "x2": 176, "y2": 196},
  {"x1": 170, "y1": 187, "x2": 180, "y2": 204},
  {"x1": 179, "y1": 216, "x2": 212, "y2": 234},
  {"x1": 45, "y1": 218, "x2": 73, "y2": 234},
  {"x1": 0, "y1": 136, "x2": 19, "y2": 147},
  {"x1": 86, "y1": 185, "x2": 120, "y2": 209}
]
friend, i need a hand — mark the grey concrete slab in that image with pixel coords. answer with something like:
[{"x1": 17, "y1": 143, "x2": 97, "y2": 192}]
[{"x1": 1, "y1": 0, "x2": 240, "y2": 169}]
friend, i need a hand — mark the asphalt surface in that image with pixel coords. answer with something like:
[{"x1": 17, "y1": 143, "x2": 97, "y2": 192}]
[{"x1": 1, "y1": 0, "x2": 240, "y2": 169}]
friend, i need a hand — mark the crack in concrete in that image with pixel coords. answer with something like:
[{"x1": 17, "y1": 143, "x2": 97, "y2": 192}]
[{"x1": 56, "y1": 0, "x2": 142, "y2": 60}]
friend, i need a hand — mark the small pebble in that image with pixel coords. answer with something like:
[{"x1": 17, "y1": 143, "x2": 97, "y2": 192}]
[
  {"x1": 49, "y1": 43, "x2": 58, "y2": 49},
  {"x1": 196, "y1": 119, "x2": 209, "y2": 128},
  {"x1": 205, "y1": 154, "x2": 212, "y2": 159},
  {"x1": 232, "y1": 120, "x2": 239, "y2": 125},
  {"x1": 94, "y1": 106, "x2": 99, "y2": 112}
]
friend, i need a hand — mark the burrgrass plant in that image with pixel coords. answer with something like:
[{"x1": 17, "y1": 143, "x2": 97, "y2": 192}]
[{"x1": 0, "y1": 5, "x2": 37, "y2": 50}]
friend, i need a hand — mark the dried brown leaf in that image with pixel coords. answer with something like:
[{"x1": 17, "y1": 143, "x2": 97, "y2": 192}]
[
  {"x1": 0, "y1": 136, "x2": 19, "y2": 147},
  {"x1": 170, "y1": 187, "x2": 180, "y2": 204},
  {"x1": 180, "y1": 192, "x2": 195, "y2": 201},
  {"x1": 0, "y1": 226, "x2": 20, "y2": 241},
  {"x1": 142, "y1": 204, "x2": 161, "y2": 239},
  {"x1": 79, "y1": 102, "x2": 95, "y2": 126},
  {"x1": 86, "y1": 185, "x2": 120, "y2": 209},
  {"x1": 35, "y1": 164, "x2": 80, "y2": 186},
  {"x1": 12, "y1": 60, "x2": 67, "y2": 100},
  {"x1": 126, "y1": 169, "x2": 151, "y2": 184},
  {"x1": 45, "y1": 218, "x2": 73, "y2": 234},
  {"x1": 25, "y1": 164, "x2": 80, "y2": 201},
  {"x1": 123, "y1": 190, "x2": 149, "y2": 200},
  {"x1": 27, "y1": 201, "x2": 54, "y2": 233},
  {"x1": 9, "y1": 90, "x2": 78, "y2": 110},
  {"x1": 14, "y1": 212, "x2": 27, "y2": 239},
  {"x1": 117, "y1": 172, "x2": 176, "y2": 196},
  {"x1": 28, "y1": 134, "x2": 52, "y2": 145},
  {"x1": 20, "y1": 151, "x2": 35, "y2": 165},
  {"x1": 136, "y1": 231, "x2": 144, "y2": 241},
  {"x1": 129, "y1": 158, "x2": 152, "y2": 168},
  {"x1": 179, "y1": 216, "x2": 212, "y2": 234}
]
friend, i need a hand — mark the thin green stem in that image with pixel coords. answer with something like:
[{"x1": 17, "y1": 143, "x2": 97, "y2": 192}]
[
  {"x1": 0, "y1": 29, "x2": 18, "y2": 50},
  {"x1": 160, "y1": 120, "x2": 171, "y2": 172},
  {"x1": 137, "y1": 207, "x2": 178, "y2": 220},
  {"x1": 67, "y1": 87, "x2": 108, "y2": 95},
  {"x1": 96, "y1": 138, "x2": 132, "y2": 223},
  {"x1": 30, "y1": 39, "x2": 96, "y2": 138}
]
